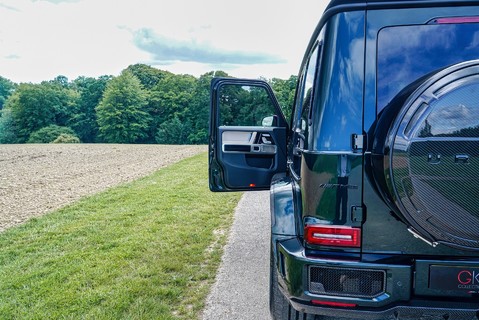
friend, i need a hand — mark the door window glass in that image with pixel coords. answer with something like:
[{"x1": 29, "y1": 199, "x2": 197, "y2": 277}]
[
  {"x1": 294, "y1": 46, "x2": 319, "y2": 140},
  {"x1": 290, "y1": 43, "x2": 320, "y2": 178},
  {"x1": 218, "y1": 85, "x2": 277, "y2": 126}
]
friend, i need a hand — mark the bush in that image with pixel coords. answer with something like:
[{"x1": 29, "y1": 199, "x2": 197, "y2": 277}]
[
  {"x1": 51, "y1": 133, "x2": 80, "y2": 144},
  {"x1": 28, "y1": 125, "x2": 80, "y2": 143}
]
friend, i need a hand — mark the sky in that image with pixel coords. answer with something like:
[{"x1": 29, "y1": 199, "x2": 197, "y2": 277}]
[{"x1": 0, "y1": 0, "x2": 329, "y2": 83}]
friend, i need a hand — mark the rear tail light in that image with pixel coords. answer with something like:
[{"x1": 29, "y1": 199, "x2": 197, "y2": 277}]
[{"x1": 305, "y1": 225, "x2": 361, "y2": 248}]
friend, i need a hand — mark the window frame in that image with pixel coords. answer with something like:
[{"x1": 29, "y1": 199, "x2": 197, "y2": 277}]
[{"x1": 289, "y1": 40, "x2": 322, "y2": 180}]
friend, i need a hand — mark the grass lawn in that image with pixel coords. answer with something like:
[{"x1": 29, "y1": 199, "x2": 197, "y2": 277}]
[{"x1": 0, "y1": 153, "x2": 242, "y2": 319}]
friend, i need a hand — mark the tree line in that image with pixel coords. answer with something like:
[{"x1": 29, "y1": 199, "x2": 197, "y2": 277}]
[{"x1": 0, "y1": 64, "x2": 297, "y2": 144}]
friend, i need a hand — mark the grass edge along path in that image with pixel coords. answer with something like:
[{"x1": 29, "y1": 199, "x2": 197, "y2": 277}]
[{"x1": 0, "y1": 153, "x2": 242, "y2": 320}]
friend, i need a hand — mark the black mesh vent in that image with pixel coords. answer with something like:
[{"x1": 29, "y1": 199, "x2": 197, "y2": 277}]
[{"x1": 309, "y1": 266, "x2": 386, "y2": 298}]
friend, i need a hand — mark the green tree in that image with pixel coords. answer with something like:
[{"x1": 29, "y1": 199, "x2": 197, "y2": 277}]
[
  {"x1": 50, "y1": 75, "x2": 70, "y2": 88},
  {"x1": 155, "y1": 115, "x2": 191, "y2": 144},
  {"x1": 147, "y1": 73, "x2": 196, "y2": 144},
  {"x1": 42, "y1": 78, "x2": 79, "y2": 126},
  {"x1": 70, "y1": 76, "x2": 111, "y2": 142},
  {"x1": 125, "y1": 64, "x2": 171, "y2": 90},
  {"x1": 4, "y1": 82, "x2": 78, "y2": 142},
  {"x1": 0, "y1": 76, "x2": 16, "y2": 111},
  {"x1": 270, "y1": 75, "x2": 297, "y2": 121},
  {"x1": 96, "y1": 71, "x2": 150, "y2": 143},
  {"x1": 186, "y1": 71, "x2": 230, "y2": 144}
]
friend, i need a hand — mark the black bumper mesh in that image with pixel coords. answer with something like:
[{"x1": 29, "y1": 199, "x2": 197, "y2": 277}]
[{"x1": 309, "y1": 266, "x2": 386, "y2": 298}]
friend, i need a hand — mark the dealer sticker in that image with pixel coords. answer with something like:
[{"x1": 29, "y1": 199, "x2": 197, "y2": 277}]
[{"x1": 430, "y1": 265, "x2": 479, "y2": 292}]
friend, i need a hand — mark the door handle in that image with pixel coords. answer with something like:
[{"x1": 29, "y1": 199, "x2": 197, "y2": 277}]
[{"x1": 251, "y1": 144, "x2": 276, "y2": 154}]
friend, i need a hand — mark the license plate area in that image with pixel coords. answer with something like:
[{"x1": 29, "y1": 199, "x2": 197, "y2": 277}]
[
  {"x1": 415, "y1": 260, "x2": 479, "y2": 297},
  {"x1": 430, "y1": 265, "x2": 479, "y2": 292}
]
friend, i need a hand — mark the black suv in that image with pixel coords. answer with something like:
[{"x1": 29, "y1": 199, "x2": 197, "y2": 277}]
[{"x1": 209, "y1": 1, "x2": 479, "y2": 319}]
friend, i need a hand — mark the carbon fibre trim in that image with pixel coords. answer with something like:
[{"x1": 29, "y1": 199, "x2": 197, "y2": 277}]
[{"x1": 290, "y1": 299, "x2": 479, "y2": 320}]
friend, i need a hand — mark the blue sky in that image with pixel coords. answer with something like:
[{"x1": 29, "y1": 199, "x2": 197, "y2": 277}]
[{"x1": 0, "y1": 0, "x2": 328, "y2": 83}]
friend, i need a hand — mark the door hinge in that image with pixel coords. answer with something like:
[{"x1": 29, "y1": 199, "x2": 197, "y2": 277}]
[
  {"x1": 351, "y1": 206, "x2": 364, "y2": 223},
  {"x1": 352, "y1": 134, "x2": 364, "y2": 151}
]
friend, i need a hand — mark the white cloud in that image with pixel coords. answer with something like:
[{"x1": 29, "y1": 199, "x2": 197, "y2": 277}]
[
  {"x1": 131, "y1": 28, "x2": 286, "y2": 65},
  {"x1": 0, "y1": 0, "x2": 327, "y2": 83}
]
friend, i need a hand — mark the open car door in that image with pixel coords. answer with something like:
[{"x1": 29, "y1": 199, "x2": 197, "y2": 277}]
[{"x1": 209, "y1": 78, "x2": 288, "y2": 191}]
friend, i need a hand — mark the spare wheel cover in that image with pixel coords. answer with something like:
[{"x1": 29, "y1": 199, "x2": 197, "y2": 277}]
[{"x1": 383, "y1": 60, "x2": 479, "y2": 250}]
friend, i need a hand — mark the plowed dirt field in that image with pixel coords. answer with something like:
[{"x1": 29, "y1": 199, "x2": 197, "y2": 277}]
[{"x1": 0, "y1": 144, "x2": 206, "y2": 232}]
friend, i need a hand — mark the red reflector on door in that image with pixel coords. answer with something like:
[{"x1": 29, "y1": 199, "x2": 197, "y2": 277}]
[
  {"x1": 305, "y1": 225, "x2": 361, "y2": 248},
  {"x1": 249, "y1": 183, "x2": 256, "y2": 187}
]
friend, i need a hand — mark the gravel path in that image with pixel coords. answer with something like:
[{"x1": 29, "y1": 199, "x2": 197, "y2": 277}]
[
  {"x1": 0, "y1": 144, "x2": 206, "y2": 232},
  {"x1": 202, "y1": 191, "x2": 271, "y2": 320}
]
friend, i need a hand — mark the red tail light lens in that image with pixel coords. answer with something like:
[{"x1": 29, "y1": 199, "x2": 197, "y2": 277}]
[{"x1": 305, "y1": 225, "x2": 361, "y2": 248}]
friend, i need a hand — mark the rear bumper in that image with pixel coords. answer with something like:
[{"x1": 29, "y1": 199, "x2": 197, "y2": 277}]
[
  {"x1": 289, "y1": 300, "x2": 479, "y2": 320},
  {"x1": 276, "y1": 237, "x2": 479, "y2": 319}
]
